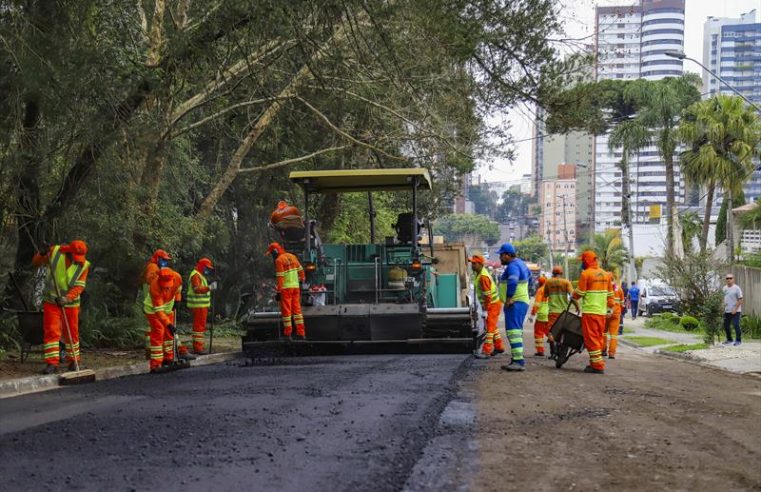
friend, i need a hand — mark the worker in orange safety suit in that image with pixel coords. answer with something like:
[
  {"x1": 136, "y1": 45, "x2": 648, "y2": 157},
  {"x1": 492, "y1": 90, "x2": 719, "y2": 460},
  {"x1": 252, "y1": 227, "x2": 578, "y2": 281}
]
[
  {"x1": 529, "y1": 276, "x2": 549, "y2": 356},
  {"x1": 573, "y1": 251, "x2": 614, "y2": 374},
  {"x1": 144, "y1": 267, "x2": 182, "y2": 372},
  {"x1": 187, "y1": 257, "x2": 217, "y2": 354},
  {"x1": 469, "y1": 255, "x2": 504, "y2": 358},
  {"x1": 544, "y1": 265, "x2": 576, "y2": 358},
  {"x1": 270, "y1": 200, "x2": 304, "y2": 229},
  {"x1": 603, "y1": 272, "x2": 625, "y2": 359},
  {"x1": 266, "y1": 242, "x2": 306, "y2": 339},
  {"x1": 141, "y1": 249, "x2": 171, "y2": 354},
  {"x1": 33, "y1": 241, "x2": 90, "y2": 375}
]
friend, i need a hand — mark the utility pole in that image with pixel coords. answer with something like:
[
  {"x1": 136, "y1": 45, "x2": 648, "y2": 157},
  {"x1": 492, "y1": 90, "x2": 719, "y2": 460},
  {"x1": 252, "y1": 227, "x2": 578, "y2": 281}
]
[
  {"x1": 626, "y1": 192, "x2": 637, "y2": 282},
  {"x1": 727, "y1": 189, "x2": 734, "y2": 263}
]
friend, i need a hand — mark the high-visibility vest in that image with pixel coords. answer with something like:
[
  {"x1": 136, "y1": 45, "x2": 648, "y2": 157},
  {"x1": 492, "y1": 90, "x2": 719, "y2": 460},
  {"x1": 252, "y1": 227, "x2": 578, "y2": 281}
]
[
  {"x1": 44, "y1": 245, "x2": 89, "y2": 307},
  {"x1": 575, "y1": 267, "x2": 612, "y2": 316},
  {"x1": 187, "y1": 269, "x2": 211, "y2": 308},
  {"x1": 535, "y1": 286, "x2": 549, "y2": 322},
  {"x1": 498, "y1": 259, "x2": 530, "y2": 305},
  {"x1": 277, "y1": 253, "x2": 302, "y2": 289},
  {"x1": 545, "y1": 277, "x2": 573, "y2": 314},
  {"x1": 474, "y1": 268, "x2": 498, "y2": 306}
]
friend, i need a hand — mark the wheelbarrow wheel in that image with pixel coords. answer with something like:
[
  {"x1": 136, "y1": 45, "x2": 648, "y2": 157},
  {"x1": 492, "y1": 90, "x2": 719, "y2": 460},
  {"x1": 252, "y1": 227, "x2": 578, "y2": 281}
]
[{"x1": 555, "y1": 342, "x2": 570, "y2": 368}]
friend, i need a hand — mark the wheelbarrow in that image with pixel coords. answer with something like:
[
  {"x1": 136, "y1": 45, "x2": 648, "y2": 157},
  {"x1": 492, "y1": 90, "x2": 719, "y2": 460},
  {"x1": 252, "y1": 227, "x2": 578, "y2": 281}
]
[{"x1": 549, "y1": 302, "x2": 583, "y2": 369}]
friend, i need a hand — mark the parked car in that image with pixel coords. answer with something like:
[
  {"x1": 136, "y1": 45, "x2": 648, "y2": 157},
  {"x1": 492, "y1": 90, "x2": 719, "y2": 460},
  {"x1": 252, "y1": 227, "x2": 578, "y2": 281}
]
[{"x1": 639, "y1": 282, "x2": 678, "y2": 317}]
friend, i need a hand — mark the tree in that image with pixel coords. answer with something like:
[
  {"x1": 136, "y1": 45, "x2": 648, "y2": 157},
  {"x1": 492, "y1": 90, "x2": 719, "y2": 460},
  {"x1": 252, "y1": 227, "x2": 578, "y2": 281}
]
[
  {"x1": 716, "y1": 188, "x2": 746, "y2": 247},
  {"x1": 679, "y1": 95, "x2": 761, "y2": 254},
  {"x1": 633, "y1": 75, "x2": 701, "y2": 257},
  {"x1": 582, "y1": 229, "x2": 629, "y2": 274},
  {"x1": 679, "y1": 211, "x2": 702, "y2": 254},
  {"x1": 496, "y1": 188, "x2": 530, "y2": 224},
  {"x1": 469, "y1": 184, "x2": 499, "y2": 219},
  {"x1": 434, "y1": 214, "x2": 500, "y2": 246},
  {"x1": 512, "y1": 235, "x2": 549, "y2": 264}
]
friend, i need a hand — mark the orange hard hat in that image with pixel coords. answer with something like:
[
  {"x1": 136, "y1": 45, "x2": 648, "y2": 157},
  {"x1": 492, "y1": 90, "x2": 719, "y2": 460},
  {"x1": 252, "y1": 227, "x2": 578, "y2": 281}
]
[
  {"x1": 580, "y1": 250, "x2": 597, "y2": 266},
  {"x1": 67, "y1": 240, "x2": 88, "y2": 263},
  {"x1": 158, "y1": 267, "x2": 175, "y2": 287},
  {"x1": 552, "y1": 265, "x2": 563, "y2": 275},
  {"x1": 277, "y1": 200, "x2": 287, "y2": 209},
  {"x1": 266, "y1": 242, "x2": 284, "y2": 256},
  {"x1": 152, "y1": 249, "x2": 172, "y2": 262},
  {"x1": 197, "y1": 257, "x2": 213, "y2": 270},
  {"x1": 468, "y1": 255, "x2": 485, "y2": 265}
]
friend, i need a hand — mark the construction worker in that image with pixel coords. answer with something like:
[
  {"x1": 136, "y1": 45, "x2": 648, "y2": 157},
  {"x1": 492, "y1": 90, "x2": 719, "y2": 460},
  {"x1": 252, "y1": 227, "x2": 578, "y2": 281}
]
[
  {"x1": 266, "y1": 242, "x2": 306, "y2": 339},
  {"x1": 144, "y1": 267, "x2": 182, "y2": 372},
  {"x1": 270, "y1": 200, "x2": 303, "y2": 229},
  {"x1": 187, "y1": 257, "x2": 217, "y2": 354},
  {"x1": 469, "y1": 255, "x2": 505, "y2": 358},
  {"x1": 545, "y1": 265, "x2": 576, "y2": 358},
  {"x1": 33, "y1": 241, "x2": 90, "y2": 375},
  {"x1": 141, "y1": 249, "x2": 171, "y2": 353},
  {"x1": 529, "y1": 276, "x2": 549, "y2": 357},
  {"x1": 603, "y1": 272, "x2": 625, "y2": 359},
  {"x1": 498, "y1": 242, "x2": 530, "y2": 372},
  {"x1": 573, "y1": 250, "x2": 614, "y2": 374}
]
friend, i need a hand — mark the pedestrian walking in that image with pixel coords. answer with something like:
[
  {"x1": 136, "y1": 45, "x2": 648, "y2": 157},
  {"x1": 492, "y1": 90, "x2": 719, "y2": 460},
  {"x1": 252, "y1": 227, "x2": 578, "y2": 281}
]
[
  {"x1": 497, "y1": 243, "x2": 530, "y2": 372},
  {"x1": 573, "y1": 250, "x2": 614, "y2": 374},
  {"x1": 469, "y1": 255, "x2": 505, "y2": 358},
  {"x1": 267, "y1": 242, "x2": 306, "y2": 339},
  {"x1": 33, "y1": 241, "x2": 90, "y2": 375},
  {"x1": 722, "y1": 273, "x2": 744, "y2": 346},
  {"x1": 628, "y1": 281, "x2": 640, "y2": 320}
]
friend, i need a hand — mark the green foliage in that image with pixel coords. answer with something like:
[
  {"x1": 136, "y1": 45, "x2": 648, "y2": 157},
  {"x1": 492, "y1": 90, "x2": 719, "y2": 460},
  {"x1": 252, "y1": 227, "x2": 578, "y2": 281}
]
[
  {"x1": 738, "y1": 200, "x2": 761, "y2": 229},
  {"x1": 79, "y1": 304, "x2": 145, "y2": 349},
  {"x1": 699, "y1": 291, "x2": 725, "y2": 345},
  {"x1": 625, "y1": 336, "x2": 673, "y2": 347},
  {"x1": 468, "y1": 185, "x2": 499, "y2": 220},
  {"x1": 740, "y1": 315, "x2": 761, "y2": 340},
  {"x1": 679, "y1": 316, "x2": 700, "y2": 332},
  {"x1": 741, "y1": 251, "x2": 761, "y2": 268},
  {"x1": 644, "y1": 315, "x2": 692, "y2": 334},
  {"x1": 716, "y1": 189, "x2": 745, "y2": 247},
  {"x1": 327, "y1": 192, "x2": 398, "y2": 244},
  {"x1": 434, "y1": 214, "x2": 500, "y2": 246},
  {"x1": 679, "y1": 212, "x2": 702, "y2": 254},
  {"x1": 496, "y1": 189, "x2": 530, "y2": 224},
  {"x1": 581, "y1": 229, "x2": 629, "y2": 274},
  {"x1": 512, "y1": 235, "x2": 548, "y2": 263},
  {"x1": 662, "y1": 343, "x2": 708, "y2": 353}
]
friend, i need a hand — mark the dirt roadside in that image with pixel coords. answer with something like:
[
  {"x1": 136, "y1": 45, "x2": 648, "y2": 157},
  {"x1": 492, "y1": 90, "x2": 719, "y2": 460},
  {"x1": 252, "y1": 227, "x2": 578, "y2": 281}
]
[{"x1": 469, "y1": 344, "x2": 761, "y2": 491}]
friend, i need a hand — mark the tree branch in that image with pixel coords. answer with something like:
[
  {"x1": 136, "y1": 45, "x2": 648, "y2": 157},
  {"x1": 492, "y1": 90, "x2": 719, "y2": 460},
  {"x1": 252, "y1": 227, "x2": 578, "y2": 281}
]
[{"x1": 238, "y1": 145, "x2": 348, "y2": 173}]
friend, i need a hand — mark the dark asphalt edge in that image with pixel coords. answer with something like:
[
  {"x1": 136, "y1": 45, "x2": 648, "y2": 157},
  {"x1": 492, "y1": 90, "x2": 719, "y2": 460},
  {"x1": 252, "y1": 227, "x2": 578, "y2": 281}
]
[
  {"x1": 0, "y1": 351, "x2": 243, "y2": 400},
  {"x1": 381, "y1": 355, "x2": 474, "y2": 492}
]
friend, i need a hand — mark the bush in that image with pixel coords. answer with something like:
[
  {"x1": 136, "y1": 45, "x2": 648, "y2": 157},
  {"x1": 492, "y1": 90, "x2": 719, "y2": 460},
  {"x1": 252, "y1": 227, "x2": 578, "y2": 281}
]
[
  {"x1": 79, "y1": 304, "x2": 145, "y2": 349},
  {"x1": 679, "y1": 316, "x2": 700, "y2": 332},
  {"x1": 740, "y1": 314, "x2": 761, "y2": 340},
  {"x1": 660, "y1": 312, "x2": 680, "y2": 325}
]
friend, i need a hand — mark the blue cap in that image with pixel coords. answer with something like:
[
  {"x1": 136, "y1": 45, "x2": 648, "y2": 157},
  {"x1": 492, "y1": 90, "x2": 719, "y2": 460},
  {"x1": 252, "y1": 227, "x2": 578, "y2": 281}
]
[{"x1": 498, "y1": 243, "x2": 516, "y2": 256}]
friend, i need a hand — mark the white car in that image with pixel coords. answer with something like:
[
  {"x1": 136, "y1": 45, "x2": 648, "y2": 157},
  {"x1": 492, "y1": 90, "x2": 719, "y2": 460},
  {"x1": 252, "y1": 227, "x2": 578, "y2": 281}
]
[{"x1": 638, "y1": 282, "x2": 678, "y2": 317}]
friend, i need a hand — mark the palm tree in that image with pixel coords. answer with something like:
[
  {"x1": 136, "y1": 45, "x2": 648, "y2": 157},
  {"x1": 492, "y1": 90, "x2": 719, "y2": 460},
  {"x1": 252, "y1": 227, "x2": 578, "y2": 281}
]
[
  {"x1": 679, "y1": 95, "x2": 761, "y2": 256},
  {"x1": 583, "y1": 229, "x2": 629, "y2": 274},
  {"x1": 634, "y1": 75, "x2": 701, "y2": 256},
  {"x1": 679, "y1": 211, "x2": 701, "y2": 254},
  {"x1": 607, "y1": 80, "x2": 650, "y2": 280}
]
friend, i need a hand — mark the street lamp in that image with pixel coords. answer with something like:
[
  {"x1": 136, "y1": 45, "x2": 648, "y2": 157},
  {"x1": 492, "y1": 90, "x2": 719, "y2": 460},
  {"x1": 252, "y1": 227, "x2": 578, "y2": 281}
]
[{"x1": 664, "y1": 51, "x2": 761, "y2": 113}]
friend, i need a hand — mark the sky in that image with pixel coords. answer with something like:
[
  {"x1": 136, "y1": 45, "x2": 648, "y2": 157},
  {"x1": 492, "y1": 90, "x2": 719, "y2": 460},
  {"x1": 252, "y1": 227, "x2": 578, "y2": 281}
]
[{"x1": 477, "y1": 0, "x2": 761, "y2": 185}]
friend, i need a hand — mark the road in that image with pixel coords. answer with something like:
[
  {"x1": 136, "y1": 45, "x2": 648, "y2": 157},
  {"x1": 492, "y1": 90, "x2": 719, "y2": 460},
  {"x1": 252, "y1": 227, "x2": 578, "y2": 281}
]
[{"x1": 1, "y1": 346, "x2": 760, "y2": 491}]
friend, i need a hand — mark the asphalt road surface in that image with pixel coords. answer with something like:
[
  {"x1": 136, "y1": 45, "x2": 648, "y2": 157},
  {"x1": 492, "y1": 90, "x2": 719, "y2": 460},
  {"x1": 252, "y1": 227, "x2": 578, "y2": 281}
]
[
  {"x1": 2, "y1": 346, "x2": 760, "y2": 491},
  {"x1": 0, "y1": 355, "x2": 471, "y2": 492}
]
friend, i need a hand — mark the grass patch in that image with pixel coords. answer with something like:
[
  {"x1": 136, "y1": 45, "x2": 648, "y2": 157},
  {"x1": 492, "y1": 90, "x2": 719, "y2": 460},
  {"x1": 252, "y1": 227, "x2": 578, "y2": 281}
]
[
  {"x1": 621, "y1": 326, "x2": 635, "y2": 335},
  {"x1": 661, "y1": 343, "x2": 709, "y2": 353},
  {"x1": 625, "y1": 336, "x2": 673, "y2": 347}
]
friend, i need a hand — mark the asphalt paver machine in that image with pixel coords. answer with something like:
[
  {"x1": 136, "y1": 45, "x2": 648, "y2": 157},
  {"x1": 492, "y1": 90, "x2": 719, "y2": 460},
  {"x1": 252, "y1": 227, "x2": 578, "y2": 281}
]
[{"x1": 243, "y1": 168, "x2": 474, "y2": 355}]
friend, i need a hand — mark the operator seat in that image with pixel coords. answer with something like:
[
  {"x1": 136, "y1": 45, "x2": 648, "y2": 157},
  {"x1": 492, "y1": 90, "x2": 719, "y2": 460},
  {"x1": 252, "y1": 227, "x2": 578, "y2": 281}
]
[{"x1": 393, "y1": 212, "x2": 423, "y2": 244}]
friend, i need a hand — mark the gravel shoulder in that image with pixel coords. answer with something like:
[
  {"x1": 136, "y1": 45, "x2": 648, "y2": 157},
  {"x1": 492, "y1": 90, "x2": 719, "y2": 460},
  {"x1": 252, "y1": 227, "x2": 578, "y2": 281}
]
[{"x1": 468, "y1": 344, "x2": 761, "y2": 491}]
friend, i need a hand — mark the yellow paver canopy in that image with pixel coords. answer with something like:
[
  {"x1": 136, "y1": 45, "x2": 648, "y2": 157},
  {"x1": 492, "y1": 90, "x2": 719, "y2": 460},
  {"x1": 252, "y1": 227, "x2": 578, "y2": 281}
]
[{"x1": 289, "y1": 168, "x2": 432, "y2": 193}]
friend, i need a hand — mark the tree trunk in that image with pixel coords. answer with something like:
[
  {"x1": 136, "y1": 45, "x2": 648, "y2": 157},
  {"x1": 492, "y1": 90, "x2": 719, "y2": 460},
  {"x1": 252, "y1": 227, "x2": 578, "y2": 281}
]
[
  {"x1": 699, "y1": 181, "x2": 714, "y2": 254},
  {"x1": 619, "y1": 154, "x2": 637, "y2": 282},
  {"x1": 664, "y1": 152, "x2": 675, "y2": 257}
]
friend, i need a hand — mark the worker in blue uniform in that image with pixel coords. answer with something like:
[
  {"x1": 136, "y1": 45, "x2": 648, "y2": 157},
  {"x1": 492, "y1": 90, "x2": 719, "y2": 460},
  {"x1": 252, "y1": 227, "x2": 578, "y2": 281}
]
[{"x1": 498, "y1": 243, "x2": 531, "y2": 372}]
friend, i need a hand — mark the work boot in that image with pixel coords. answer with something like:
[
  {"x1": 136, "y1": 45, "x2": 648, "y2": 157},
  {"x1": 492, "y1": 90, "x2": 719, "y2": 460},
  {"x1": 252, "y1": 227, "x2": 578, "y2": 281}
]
[
  {"x1": 501, "y1": 361, "x2": 526, "y2": 372},
  {"x1": 162, "y1": 360, "x2": 172, "y2": 367},
  {"x1": 473, "y1": 351, "x2": 490, "y2": 360},
  {"x1": 584, "y1": 366, "x2": 604, "y2": 374},
  {"x1": 295, "y1": 334, "x2": 306, "y2": 341},
  {"x1": 608, "y1": 355, "x2": 616, "y2": 360},
  {"x1": 480, "y1": 343, "x2": 493, "y2": 357},
  {"x1": 533, "y1": 352, "x2": 545, "y2": 357},
  {"x1": 491, "y1": 347, "x2": 505, "y2": 356},
  {"x1": 180, "y1": 353, "x2": 197, "y2": 361},
  {"x1": 602, "y1": 350, "x2": 608, "y2": 357},
  {"x1": 42, "y1": 364, "x2": 58, "y2": 375}
]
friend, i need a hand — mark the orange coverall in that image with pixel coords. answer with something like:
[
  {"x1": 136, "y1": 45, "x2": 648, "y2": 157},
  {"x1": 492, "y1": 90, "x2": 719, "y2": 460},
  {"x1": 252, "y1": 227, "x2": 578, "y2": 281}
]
[
  {"x1": 476, "y1": 270, "x2": 504, "y2": 355},
  {"x1": 531, "y1": 285, "x2": 549, "y2": 355},
  {"x1": 33, "y1": 246, "x2": 89, "y2": 367},
  {"x1": 144, "y1": 269, "x2": 182, "y2": 370},
  {"x1": 573, "y1": 261, "x2": 614, "y2": 371},
  {"x1": 274, "y1": 249, "x2": 306, "y2": 337},
  {"x1": 604, "y1": 283, "x2": 625, "y2": 357}
]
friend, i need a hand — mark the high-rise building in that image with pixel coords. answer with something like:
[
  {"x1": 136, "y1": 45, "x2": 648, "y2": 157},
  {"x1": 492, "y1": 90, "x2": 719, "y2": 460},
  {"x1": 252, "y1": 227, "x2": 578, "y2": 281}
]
[
  {"x1": 703, "y1": 10, "x2": 761, "y2": 201},
  {"x1": 594, "y1": 0, "x2": 686, "y2": 231},
  {"x1": 540, "y1": 164, "x2": 577, "y2": 252}
]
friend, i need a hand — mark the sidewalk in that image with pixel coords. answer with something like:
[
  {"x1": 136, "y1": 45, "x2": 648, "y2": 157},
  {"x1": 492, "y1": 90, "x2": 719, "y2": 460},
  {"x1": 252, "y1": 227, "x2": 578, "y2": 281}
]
[{"x1": 622, "y1": 317, "x2": 761, "y2": 375}]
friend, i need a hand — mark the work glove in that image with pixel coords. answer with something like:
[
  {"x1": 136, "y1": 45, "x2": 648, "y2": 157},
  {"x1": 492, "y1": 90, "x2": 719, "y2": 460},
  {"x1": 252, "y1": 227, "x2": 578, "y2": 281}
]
[
  {"x1": 528, "y1": 315, "x2": 535, "y2": 323},
  {"x1": 38, "y1": 243, "x2": 51, "y2": 256},
  {"x1": 55, "y1": 296, "x2": 70, "y2": 306},
  {"x1": 275, "y1": 292, "x2": 281, "y2": 302},
  {"x1": 166, "y1": 324, "x2": 175, "y2": 336},
  {"x1": 209, "y1": 281, "x2": 218, "y2": 291}
]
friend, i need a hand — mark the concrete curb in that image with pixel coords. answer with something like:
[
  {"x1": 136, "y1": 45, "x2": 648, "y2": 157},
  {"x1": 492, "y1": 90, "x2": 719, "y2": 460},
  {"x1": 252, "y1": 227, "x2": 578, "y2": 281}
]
[
  {"x1": 0, "y1": 351, "x2": 243, "y2": 400},
  {"x1": 653, "y1": 349, "x2": 761, "y2": 379}
]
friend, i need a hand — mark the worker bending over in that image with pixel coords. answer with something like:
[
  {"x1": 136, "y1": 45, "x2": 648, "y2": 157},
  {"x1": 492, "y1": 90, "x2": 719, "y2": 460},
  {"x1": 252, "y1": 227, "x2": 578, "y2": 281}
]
[
  {"x1": 144, "y1": 267, "x2": 182, "y2": 372},
  {"x1": 573, "y1": 251, "x2": 614, "y2": 374},
  {"x1": 33, "y1": 241, "x2": 90, "y2": 375},
  {"x1": 469, "y1": 255, "x2": 504, "y2": 358},
  {"x1": 267, "y1": 242, "x2": 306, "y2": 339}
]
